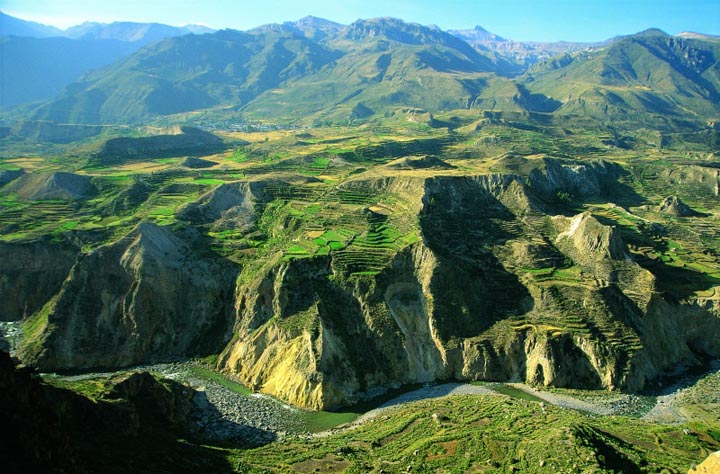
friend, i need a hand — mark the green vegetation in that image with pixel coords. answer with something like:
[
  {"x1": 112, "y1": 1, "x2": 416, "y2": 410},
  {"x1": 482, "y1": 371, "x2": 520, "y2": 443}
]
[
  {"x1": 474, "y1": 383, "x2": 547, "y2": 403},
  {"x1": 3, "y1": 16, "x2": 720, "y2": 474},
  {"x1": 231, "y1": 395, "x2": 720, "y2": 473},
  {"x1": 42, "y1": 375, "x2": 114, "y2": 400},
  {"x1": 188, "y1": 366, "x2": 252, "y2": 395}
]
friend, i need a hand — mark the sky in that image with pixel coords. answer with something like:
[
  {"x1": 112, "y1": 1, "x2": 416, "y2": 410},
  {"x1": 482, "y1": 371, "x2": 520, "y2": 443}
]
[{"x1": 2, "y1": 0, "x2": 719, "y2": 42}]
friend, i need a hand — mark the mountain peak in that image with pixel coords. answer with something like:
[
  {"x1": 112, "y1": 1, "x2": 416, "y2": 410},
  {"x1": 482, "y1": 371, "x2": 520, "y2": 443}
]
[
  {"x1": 0, "y1": 10, "x2": 63, "y2": 37},
  {"x1": 343, "y1": 17, "x2": 454, "y2": 45},
  {"x1": 295, "y1": 15, "x2": 343, "y2": 28},
  {"x1": 453, "y1": 25, "x2": 506, "y2": 42},
  {"x1": 676, "y1": 31, "x2": 720, "y2": 41},
  {"x1": 635, "y1": 28, "x2": 670, "y2": 38}
]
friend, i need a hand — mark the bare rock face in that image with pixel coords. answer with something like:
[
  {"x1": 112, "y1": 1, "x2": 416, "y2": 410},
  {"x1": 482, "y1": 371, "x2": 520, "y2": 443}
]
[
  {"x1": 527, "y1": 158, "x2": 624, "y2": 200},
  {"x1": 0, "y1": 238, "x2": 78, "y2": 321},
  {"x1": 689, "y1": 451, "x2": 720, "y2": 474},
  {"x1": 219, "y1": 245, "x2": 450, "y2": 409},
  {"x1": 18, "y1": 223, "x2": 238, "y2": 370},
  {"x1": 556, "y1": 212, "x2": 628, "y2": 260},
  {"x1": 13, "y1": 161, "x2": 720, "y2": 410},
  {"x1": 219, "y1": 173, "x2": 720, "y2": 409},
  {"x1": 178, "y1": 180, "x2": 274, "y2": 231},
  {"x1": 658, "y1": 195, "x2": 696, "y2": 216}
]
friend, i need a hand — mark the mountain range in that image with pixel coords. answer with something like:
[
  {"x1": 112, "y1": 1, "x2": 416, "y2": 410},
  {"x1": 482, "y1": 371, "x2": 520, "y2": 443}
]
[
  {"x1": 0, "y1": 11, "x2": 212, "y2": 41},
  {"x1": 3, "y1": 10, "x2": 720, "y2": 473},
  {"x1": 2, "y1": 11, "x2": 720, "y2": 129},
  {"x1": 0, "y1": 11, "x2": 213, "y2": 107}
]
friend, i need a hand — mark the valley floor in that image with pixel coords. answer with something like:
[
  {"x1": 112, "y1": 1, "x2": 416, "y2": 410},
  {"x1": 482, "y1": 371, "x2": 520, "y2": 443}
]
[{"x1": 41, "y1": 357, "x2": 720, "y2": 441}]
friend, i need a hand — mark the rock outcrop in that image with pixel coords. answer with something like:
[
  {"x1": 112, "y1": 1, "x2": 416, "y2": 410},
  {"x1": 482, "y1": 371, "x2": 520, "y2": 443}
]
[
  {"x1": 0, "y1": 238, "x2": 78, "y2": 321},
  {"x1": 217, "y1": 170, "x2": 720, "y2": 409},
  {"x1": 178, "y1": 180, "x2": 275, "y2": 231},
  {"x1": 689, "y1": 451, "x2": 720, "y2": 474},
  {"x1": 526, "y1": 158, "x2": 625, "y2": 200},
  {"x1": 12, "y1": 158, "x2": 720, "y2": 410},
  {"x1": 386, "y1": 155, "x2": 456, "y2": 170},
  {"x1": 18, "y1": 223, "x2": 239, "y2": 370},
  {"x1": 219, "y1": 244, "x2": 451, "y2": 409},
  {"x1": 4, "y1": 171, "x2": 97, "y2": 201},
  {"x1": 659, "y1": 195, "x2": 696, "y2": 216},
  {"x1": 0, "y1": 350, "x2": 231, "y2": 473}
]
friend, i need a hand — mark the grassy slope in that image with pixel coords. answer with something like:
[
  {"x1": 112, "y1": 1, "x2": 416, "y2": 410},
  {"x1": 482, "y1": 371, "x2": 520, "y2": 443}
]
[
  {"x1": 523, "y1": 33, "x2": 720, "y2": 121},
  {"x1": 233, "y1": 394, "x2": 720, "y2": 473},
  {"x1": 2, "y1": 111, "x2": 720, "y2": 473}
]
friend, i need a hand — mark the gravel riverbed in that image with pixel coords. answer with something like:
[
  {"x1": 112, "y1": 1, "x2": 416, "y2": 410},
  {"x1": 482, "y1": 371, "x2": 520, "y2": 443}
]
[
  {"x1": 42, "y1": 359, "x2": 720, "y2": 445},
  {"x1": 643, "y1": 360, "x2": 720, "y2": 424}
]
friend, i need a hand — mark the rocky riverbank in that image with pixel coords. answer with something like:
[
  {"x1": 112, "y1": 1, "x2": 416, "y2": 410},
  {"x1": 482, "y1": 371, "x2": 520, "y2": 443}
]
[
  {"x1": 0, "y1": 321, "x2": 20, "y2": 354},
  {"x1": 42, "y1": 359, "x2": 720, "y2": 445},
  {"x1": 126, "y1": 362, "x2": 315, "y2": 445},
  {"x1": 643, "y1": 360, "x2": 720, "y2": 424}
]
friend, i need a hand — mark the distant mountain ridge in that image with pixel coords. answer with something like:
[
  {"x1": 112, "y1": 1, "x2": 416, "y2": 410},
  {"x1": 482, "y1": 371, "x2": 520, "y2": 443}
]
[
  {"x1": 31, "y1": 28, "x2": 341, "y2": 122},
  {"x1": 0, "y1": 11, "x2": 215, "y2": 108},
  {"x1": 0, "y1": 10, "x2": 213, "y2": 42},
  {"x1": 249, "y1": 15, "x2": 344, "y2": 42},
  {"x1": 0, "y1": 11, "x2": 63, "y2": 37},
  {"x1": 450, "y1": 25, "x2": 606, "y2": 66},
  {"x1": 2, "y1": 11, "x2": 719, "y2": 126},
  {"x1": 63, "y1": 21, "x2": 214, "y2": 45},
  {"x1": 0, "y1": 36, "x2": 136, "y2": 107},
  {"x1": 523, "y1": 29, "x2": 720, "y2": 120}
]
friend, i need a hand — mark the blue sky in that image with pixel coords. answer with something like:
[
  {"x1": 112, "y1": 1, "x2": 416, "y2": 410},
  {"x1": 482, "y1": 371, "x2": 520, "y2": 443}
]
[{"x1": 3, "y1": 0, "x2": 718, "y2": 42}]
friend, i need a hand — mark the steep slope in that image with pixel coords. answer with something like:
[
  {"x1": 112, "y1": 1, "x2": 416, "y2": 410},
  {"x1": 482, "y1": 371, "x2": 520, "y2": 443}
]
[
  {"x1": 450, "y1": 25, "x2": 602, "y2": 66},
  {"x1": 12, "y1": 154, "x2": 720, "y2": 409},
  {"x1": 524, "y1": 30, "x2": 720, "y2": 122},
  {"x1": 0, "y1": 36, "x2": 136, "y2": 108},
  {"x1": 207, "y1": 158, "x2": 720, "y2": 409},
  {"x1": 64, "y1": 21, "x2": 213, "y2": 45},
  {"x1": 0, "y1": 238, "x2": 79, "y2": 321},
  {"x1": 0, "y1": 351, "x2": 233, "y2": 474},
  {"x1": 0, "y1": 11, "x2": 62, "y2": 37},
  {"x1": 18, "y1": 223, "x2": 239, "y2": 370},
  {"x1": 244, "y1": 18, "x2": 519, "y2": 121},
  {"x1": 32, "y1": 29, "x2": 340, "y2": 123}
]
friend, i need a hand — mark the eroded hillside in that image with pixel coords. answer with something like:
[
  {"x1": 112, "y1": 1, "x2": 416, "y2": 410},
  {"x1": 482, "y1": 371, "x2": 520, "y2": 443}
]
[{"x1": 2, "y1": 120, "x2": 718, "y2": 411}]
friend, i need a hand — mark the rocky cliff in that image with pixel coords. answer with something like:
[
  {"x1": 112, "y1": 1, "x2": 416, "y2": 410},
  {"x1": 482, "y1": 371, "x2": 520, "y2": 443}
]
[
  {"x1": 18, "y1": 223, "x2": 239, "y2": 370},
  {"x1": 12, "y1": 157, "x2": 720, "y2": 409},
  {"x1": 0, "y1": 238, "x2": 78, "y2": 321},
  {"x1": 0, "y1": 350, "x2": 232, "y2": 474},
  {"x1": 216, "y1": 162, "x2": 720, "y2": 408}
]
